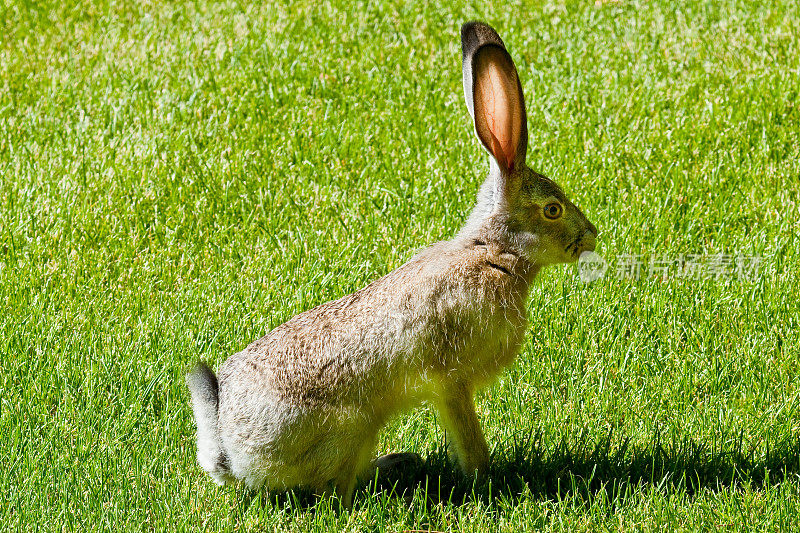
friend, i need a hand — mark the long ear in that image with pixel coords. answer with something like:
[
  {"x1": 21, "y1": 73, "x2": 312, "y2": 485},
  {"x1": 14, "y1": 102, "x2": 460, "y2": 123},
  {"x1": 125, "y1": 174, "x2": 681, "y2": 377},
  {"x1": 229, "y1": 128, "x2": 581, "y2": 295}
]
[{"x1": 461, "y1": 22, "x2": 528, "y2": 198}]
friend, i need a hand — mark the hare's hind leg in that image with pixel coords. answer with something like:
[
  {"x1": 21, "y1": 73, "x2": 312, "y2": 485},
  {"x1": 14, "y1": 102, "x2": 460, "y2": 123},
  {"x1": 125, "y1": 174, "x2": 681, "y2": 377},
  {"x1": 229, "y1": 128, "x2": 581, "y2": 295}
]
[
  {"x1": 433, "y1": 382, "x2": 490, "y2": 477},
  {"x1": 329, "y1": 431, "x2": 379, "y2": 508}
]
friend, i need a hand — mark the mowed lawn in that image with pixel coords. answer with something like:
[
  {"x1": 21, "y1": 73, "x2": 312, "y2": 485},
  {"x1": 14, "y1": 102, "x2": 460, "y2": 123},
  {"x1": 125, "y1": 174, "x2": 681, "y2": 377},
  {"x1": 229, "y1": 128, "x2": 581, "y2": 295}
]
[{"x1": 2, "y1": 0, "x2": 800, "y2": 530}]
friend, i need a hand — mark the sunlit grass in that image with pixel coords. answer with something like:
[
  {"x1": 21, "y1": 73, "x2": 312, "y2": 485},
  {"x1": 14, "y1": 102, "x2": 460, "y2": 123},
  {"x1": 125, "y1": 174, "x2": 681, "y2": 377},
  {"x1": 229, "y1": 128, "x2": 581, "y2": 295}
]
[{"x1": 2, "y1": 0, "x2": 799, "y2": 530}]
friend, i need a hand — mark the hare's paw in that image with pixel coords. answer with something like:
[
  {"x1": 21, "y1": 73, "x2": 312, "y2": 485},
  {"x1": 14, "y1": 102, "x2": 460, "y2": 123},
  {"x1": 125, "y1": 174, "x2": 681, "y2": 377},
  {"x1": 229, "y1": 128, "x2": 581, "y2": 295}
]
[{"x1": 371, "y1": 452, "x2": 424, "y2": 474}]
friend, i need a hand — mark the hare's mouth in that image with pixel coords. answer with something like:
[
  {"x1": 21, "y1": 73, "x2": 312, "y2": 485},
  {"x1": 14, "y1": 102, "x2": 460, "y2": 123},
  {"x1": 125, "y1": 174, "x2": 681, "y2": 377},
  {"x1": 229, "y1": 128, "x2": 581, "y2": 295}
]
[{"x1": 565, "y1": 237, "x2": 584, "y2": 258}]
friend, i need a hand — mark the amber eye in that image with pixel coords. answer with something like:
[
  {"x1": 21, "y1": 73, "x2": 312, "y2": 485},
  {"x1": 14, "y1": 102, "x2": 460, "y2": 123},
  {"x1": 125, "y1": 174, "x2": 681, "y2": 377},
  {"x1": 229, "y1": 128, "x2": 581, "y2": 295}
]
[{"x1": 543, "y1": 203, "x2": 563, "y2": 219}]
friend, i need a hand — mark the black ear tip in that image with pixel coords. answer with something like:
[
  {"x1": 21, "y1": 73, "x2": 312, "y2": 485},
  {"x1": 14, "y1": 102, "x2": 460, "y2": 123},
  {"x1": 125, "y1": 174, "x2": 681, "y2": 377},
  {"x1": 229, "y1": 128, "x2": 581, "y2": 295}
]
[
  {"x1": 460, "y1": 21, "x2": 497, "y2": 37},
  {"x1": 460, "y1": 21, "x2": 506, "y2": 56},
  {"x1": 460, "y1": 21, "x2": 483, "y2": 41}
]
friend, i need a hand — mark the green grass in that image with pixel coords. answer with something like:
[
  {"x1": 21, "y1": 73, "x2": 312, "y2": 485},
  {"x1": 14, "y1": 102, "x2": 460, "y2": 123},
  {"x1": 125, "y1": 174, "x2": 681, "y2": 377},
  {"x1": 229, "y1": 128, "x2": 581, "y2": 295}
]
[{"x1": 2, "y1": 0, "x2": 800, "y2": 530}]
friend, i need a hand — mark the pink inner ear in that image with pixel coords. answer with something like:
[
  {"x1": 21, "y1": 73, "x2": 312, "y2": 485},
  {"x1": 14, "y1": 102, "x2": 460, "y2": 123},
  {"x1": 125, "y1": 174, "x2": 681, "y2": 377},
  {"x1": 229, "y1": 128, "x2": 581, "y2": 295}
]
[{"x1": 474, "y1": 48, "x2": 521, "y2": 172}]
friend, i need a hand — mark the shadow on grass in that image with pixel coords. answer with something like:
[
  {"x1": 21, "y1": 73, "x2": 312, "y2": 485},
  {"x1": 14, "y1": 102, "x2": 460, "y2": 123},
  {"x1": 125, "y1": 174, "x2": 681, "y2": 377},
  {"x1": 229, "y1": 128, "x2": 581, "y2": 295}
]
[
  {"x1": 234, "y1": 431, "x2": 800, "y2": 512},
  {"x1": 368, "y1": 430, "x2": 800, "y2": 506}
]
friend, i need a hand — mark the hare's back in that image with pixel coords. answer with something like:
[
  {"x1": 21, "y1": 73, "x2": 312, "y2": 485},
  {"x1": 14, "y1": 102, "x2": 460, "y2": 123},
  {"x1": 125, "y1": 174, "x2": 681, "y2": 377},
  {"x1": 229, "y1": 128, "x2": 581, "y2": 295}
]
[{"x1": 216, "y1": 240, "x2": 524, "y2": 407}]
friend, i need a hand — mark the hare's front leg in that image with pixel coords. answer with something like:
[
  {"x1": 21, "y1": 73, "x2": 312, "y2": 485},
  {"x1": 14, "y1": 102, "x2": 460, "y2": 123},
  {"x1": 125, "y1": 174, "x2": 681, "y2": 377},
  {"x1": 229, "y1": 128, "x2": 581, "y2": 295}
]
[{"x1": 433, "y1": 382, "x2": 490, "y2": 477}]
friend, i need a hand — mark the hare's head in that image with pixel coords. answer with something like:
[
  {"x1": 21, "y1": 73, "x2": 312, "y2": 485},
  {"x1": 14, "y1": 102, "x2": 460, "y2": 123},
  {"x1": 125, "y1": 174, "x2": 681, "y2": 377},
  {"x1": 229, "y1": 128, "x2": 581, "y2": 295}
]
[{"x1": 459, "y1": 22, "x2": 597, "y2": 267}]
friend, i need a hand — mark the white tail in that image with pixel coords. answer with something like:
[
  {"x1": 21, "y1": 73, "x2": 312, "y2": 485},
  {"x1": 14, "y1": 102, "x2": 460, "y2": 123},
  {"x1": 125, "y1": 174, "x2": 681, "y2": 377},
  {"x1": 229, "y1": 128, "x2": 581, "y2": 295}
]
[{"x1": 185, "y1": 362, "x2": 233, "y2": 485}]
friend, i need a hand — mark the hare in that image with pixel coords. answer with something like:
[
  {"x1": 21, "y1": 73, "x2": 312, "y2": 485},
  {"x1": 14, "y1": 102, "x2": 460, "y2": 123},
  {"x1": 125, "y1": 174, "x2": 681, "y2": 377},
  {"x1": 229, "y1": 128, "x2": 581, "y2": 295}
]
[{"x1": 186, "y1": 21, "x2": 597, "y2": 507}]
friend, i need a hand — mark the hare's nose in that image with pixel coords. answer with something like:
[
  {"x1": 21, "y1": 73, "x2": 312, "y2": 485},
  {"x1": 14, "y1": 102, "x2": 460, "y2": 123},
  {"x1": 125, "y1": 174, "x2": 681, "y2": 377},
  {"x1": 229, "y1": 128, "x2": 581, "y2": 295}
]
[{"x1": 586, "y1": 221, "x2": 598, "y2": 236}]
